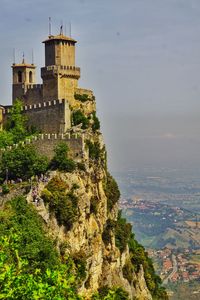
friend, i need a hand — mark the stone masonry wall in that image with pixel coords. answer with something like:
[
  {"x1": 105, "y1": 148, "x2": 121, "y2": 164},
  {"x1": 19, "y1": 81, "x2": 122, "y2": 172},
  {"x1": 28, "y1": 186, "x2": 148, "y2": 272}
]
[
  {"x1": 0, "y1": 133, "x2": 88, "y2": 162},
  {"x1": 3, "y1": 99, "x2": 71, "y2": 134}
]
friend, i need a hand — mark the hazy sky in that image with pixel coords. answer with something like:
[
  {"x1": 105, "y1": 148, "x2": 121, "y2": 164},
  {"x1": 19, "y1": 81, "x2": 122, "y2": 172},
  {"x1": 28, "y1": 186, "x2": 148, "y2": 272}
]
[{"x1": 1, "y1": 0, "x2": 200, "y2": 171}]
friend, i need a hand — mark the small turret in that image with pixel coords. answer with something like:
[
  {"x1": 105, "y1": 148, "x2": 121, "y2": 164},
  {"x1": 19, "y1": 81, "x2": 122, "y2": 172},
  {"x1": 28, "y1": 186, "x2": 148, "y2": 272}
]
[{"x1": 12, "y1": 55, "x2": 36, "y2": 104}]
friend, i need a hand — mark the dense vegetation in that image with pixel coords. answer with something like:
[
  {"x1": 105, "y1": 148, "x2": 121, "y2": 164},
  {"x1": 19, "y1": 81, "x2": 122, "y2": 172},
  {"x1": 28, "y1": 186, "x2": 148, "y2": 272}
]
[
  {"x1": 86, "y1": 140, "x2": 102, "y2": 160},
  {"x1": 0, "y1": 197, "x2": 81, "y2": 299},
  {"x1": 0, "y1": 99, "x2": 36, "y2": 148},
  {"x1": 72, "y1": 109, "x2": 89, "y2": 129},
  {"x1": 74, "y1": 93, "x2": 95, "y2": 102},
  {"x1": 103, "y1": 173, "x2": 120, "y2": 212},
  {"x1": 0, "y1": 144, "x2": 48, "y2": 182},
  {"x1": 0, "y1": 196, "x2": 129, "y2": 299},
  {"x1": 42, "y1": 176, "x2": 78, "y2": 229},
  {"x1": 0, "y1": 98, "x2": 167, "y2": 299},
  {"x1": 0, "y1": 140, "x2": 78, "y2": 183},
  {"x1": 91, "y1": 112, "x2": 100, "y2": 132},
  {"x1": 51, "y1": 142, "x2": 76, "y2": 172}
]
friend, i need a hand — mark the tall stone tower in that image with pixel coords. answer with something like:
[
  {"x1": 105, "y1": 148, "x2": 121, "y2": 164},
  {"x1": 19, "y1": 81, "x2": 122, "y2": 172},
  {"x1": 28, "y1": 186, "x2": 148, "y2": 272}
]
[
  {"x1": 41, "y1": 33, "x2": 80, "y2": 104},
  {"x1": 12, "y1": 57, "x2": 36, "y2": 104}
]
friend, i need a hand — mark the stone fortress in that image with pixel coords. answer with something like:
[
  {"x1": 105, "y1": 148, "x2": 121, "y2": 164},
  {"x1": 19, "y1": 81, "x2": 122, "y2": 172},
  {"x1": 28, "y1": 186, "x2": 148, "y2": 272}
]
[{"x1": 0, "y1": 29, "x2": 98, "y2": 161}]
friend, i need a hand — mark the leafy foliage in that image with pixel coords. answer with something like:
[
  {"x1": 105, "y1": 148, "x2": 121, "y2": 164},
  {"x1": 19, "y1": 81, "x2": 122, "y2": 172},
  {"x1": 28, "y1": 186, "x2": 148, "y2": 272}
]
[
  {"x1": 42, "y1": 176, "x2": 78, "y2": 229},
  {"x1": 92, "y1": 286, "x2": 129, "y2": 300},
  {"x1": 72, "y1": 109, "x2": 89, "y2": 129},
  {"x1": 51, "y1": 142, "x2": 76, "y2": 172},
  {"x1": 86, "y1": 140, "x2": 101, "y2": 160},
  {"x1": 0, "y1": 197, "x2": 82, "y2": 299},
  {"x1": 0, "y1": 130, "x2": 14, "y2": 148},
  {"x1": 102, "y1": 219, "x2": 116, "y2": 245},
  {"x1": 92, "y1": 112, "x2": 100, "y2": 132},
  {"x1": 0, "y1": 145, "x2": 49, "y2": 182},
  {"x1": 103, "y1": 173, "x2": 120, "y2": 212},
  {"x1": 71, "y1": 251, "x2": 87, "y2": 283},
  {"x1": 74, "y1": 93, "x2": 90, "y2": 102},
  {"x1": 90, "y1": 196, "x2": 99, "y2": 214},
  {"x1": 0, "y1": 197, "x2": 59, "y2": 271},
  {"x1": 5, "y1": 99, "x2": 28, "y2": 143},
  {"x1": 122, "y1": 259, "x2": 134, "y2": 284}
]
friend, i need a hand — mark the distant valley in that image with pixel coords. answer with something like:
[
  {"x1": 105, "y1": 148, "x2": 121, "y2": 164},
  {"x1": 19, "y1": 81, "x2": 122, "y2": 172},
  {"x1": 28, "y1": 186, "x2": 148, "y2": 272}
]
[{"x1": 115, "y1": 167, "x2": 200, "y2": 299}]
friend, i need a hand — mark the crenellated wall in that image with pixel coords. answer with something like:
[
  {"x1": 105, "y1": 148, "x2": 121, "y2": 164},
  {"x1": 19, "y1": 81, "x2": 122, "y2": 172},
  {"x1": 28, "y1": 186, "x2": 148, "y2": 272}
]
[
  {"x1": 3, "y1": 99, "x2": 71, "y2": 134},
  {"x1": 0, "y1": 132, "x2": 88, "y2": 162},
  {"x1": 13, "y1": 84, "x2": 43, "y2": 105}
]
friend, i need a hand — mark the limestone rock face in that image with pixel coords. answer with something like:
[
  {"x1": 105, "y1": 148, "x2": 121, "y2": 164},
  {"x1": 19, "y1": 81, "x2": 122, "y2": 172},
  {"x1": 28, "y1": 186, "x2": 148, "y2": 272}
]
[{"x1": 27, "y1": 161, "x2": 152, "y2": 300}]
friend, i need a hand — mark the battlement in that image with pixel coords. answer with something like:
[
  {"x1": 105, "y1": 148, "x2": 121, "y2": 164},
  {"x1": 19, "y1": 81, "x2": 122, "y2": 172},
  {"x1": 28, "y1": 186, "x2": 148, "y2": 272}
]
[
  {"x1": 0, "y1": 132, "x2": 88, "y2": 162},
  {"x1": 41, "y1": 65, "x2": 80, "y2": 79},
  {"x1": 3, "y1": 99, "x2": 65, "y2": 115},
  {"x1": 26, "y1": 84, "x2": 43, "y2": 90}
]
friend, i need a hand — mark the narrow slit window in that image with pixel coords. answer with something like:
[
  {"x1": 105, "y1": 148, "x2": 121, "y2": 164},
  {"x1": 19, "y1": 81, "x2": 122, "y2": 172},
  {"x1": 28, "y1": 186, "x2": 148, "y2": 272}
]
[
  {"x1": 29, "y1": 71, "x2": 33, "y2": 83},
  {"x1": 18, "y1": 71, "x2": 22, "y2": 83}
]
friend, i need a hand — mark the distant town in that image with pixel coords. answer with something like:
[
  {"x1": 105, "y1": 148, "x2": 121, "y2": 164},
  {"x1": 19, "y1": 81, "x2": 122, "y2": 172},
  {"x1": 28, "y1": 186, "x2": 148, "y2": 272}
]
[{"x1": 116, "y1": 167, "x2": 200, "y2": 298}]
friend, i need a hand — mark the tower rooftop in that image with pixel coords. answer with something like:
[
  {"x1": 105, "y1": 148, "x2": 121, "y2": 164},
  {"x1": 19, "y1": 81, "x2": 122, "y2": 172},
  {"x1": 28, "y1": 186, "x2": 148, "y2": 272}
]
[
  {"x1": 43, "y1": 34, "x2": 77, "y2": 44},
  {"x1": 12, "y1": 63, "x2": 36, "y2": 68}
]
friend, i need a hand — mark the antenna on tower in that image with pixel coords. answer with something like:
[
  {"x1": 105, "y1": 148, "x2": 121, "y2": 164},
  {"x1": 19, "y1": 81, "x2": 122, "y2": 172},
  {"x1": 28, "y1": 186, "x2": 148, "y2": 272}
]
[
  {"x1": 31, "y1": 49, "x2": 34, "y2": 65},
  {"x1": 22, "y1": 52, "x2": 25, "y2": 64},
  {"x1": 69, "y1": 21, "x2": 71, "y2": 37},
  {"x1": 49, "y1": 17, "x2": 52, "y2": 36},
  {"x1": 60, "y1": 20, "x2": 63, "y2": 35},
  {"x1": 13, "y1": 48, "x2": 16, "y2": 65}
]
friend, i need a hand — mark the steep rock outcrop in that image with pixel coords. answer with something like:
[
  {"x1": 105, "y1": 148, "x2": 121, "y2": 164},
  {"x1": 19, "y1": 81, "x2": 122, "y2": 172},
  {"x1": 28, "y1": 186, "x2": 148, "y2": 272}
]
[{"x1": 26, "y1": 143, "x2": 152, "y2": 299}]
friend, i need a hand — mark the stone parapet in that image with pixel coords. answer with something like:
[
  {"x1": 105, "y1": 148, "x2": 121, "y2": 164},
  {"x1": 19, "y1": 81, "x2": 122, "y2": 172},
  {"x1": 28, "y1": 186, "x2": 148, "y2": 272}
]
[
  {"x1": 3, "y1": 99, "x2": 65, "y2": 114},
  {"x1": 41, "y1": 65, "x2": 80, "y2": 79},
  {"x1": 0, "y1": 132, "x2": 88, "y2": 162}
]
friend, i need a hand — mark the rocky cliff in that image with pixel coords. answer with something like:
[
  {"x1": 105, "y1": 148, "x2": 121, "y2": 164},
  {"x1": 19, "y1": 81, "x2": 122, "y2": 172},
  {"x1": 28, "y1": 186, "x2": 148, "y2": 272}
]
[
  {"x1": 25, "y1": 129, "x2": 154, "y2": 300},
  {"x1": 0, "y1": 94, "x2": 168, "y2": 299}
]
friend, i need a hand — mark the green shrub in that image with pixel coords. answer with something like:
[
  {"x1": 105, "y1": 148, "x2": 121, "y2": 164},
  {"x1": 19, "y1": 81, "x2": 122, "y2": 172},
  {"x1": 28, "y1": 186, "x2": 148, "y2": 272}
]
[
  {"x1": 122, "y1": 259, "x2": 134, "y2": 284},
  {"x1": 0, "y1": 196, "x2": 59, "y2": 271},
  {"x1": 72, "y1": 110, "x2": 89, "y2": 129},
  {"x1": 115, "y1": 212, "x2": 132, "y2": 253},
  {"x1": 51, "y1": 142, "x2": 76, "y2": 172},
  {"x1": 86, "y1": 140, "x2": 101, "y2": 160},
  {"x1": 2, "y1": 184, "x2": 10, "y2": 194},
  {"x1": 103, "y1": 173, "x2": 120, "y2": 212},
  {"x1": 72, "y1": 251, "x2": 87, "y2": 283},
  {"x1": 102, "y1": 219, "x2": 116, "y2": 245},
  {"x1": 74, "y1": 93, "x2": 90, "y2": 102},
  {"x1": 0, "y1": 145, "x2": 49, "y2": 182},
  {"x1": 90, "y1": 196, "x2": 99, "y2": 214},
  {"x1": 42, "y1": 177, "x2": 78, "y2": 229},
  {"x1": 77, "y1": 162, "x2": 86, "y2": 171},
  {"x1": 5, "y1": 99, "x2": 28, "y2": 143},
  {"x1": 93, "y1": 286, "x2": 129, "y2": 300},
  {"x1": 92, "y1": 112, "x2": 100, "y2": 132},
  {"x1": 0, "y1": 197, "x2": 82, "y2": 299}
]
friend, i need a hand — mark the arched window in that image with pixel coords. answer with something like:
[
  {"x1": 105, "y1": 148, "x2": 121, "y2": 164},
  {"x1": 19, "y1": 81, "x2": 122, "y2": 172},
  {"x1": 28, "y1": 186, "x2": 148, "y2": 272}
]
[
  {"x1": 29, "y1": 71, "x2": 33, "y2": 83},
  {"x1": 18, "y1": 71, "x2": 22, "y2": 83}
]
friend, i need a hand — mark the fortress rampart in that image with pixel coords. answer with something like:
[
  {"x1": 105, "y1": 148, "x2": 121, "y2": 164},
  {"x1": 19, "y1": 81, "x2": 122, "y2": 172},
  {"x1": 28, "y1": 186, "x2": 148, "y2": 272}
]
[
  {"x1": 3, "y1": 99, "x2": 71, "y2": 134},
  {"x1": 0, "y1": 133, "x2": 88, "y2": 162}
]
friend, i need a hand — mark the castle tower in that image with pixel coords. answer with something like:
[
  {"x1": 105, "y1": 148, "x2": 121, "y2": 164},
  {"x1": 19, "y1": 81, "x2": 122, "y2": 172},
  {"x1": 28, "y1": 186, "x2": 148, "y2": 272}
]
[
  {"x1": 12, "y1": 57, "x2": 36, "y2": 104},
  {"x1": 41, "y1": 33, "x2": 80, "y2": 103}
]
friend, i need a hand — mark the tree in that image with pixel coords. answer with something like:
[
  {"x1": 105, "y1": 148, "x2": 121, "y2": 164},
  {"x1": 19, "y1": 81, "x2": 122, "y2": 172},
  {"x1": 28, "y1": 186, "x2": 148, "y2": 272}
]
[
  {"x1": 0, "y1": 145, "x2": 49, "y2": 181},
  {"x1": 0, "y1": 197, "x2": 81, "y2": 299},
  {"x1": 5, "y1": 99, "x2": 27, "y2": 143},
  {"x1": 51, "y1": 142, "x2": 76, "y2": 172},
  {"x1": 72, "y1": 110, "x2": 89, "y2": 129}
]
